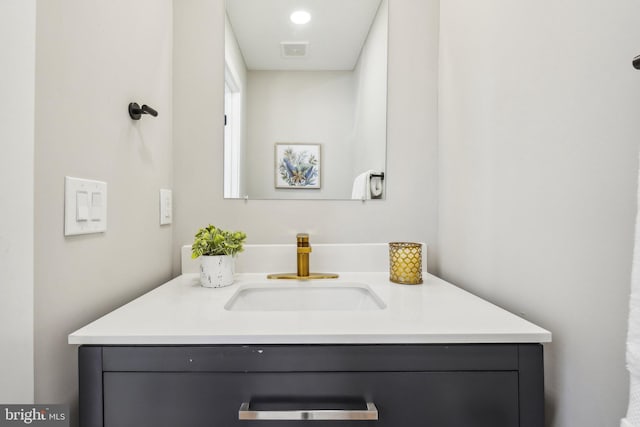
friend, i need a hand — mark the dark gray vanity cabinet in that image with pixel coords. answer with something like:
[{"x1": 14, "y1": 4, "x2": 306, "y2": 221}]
[{"x1": 79, "y1": 344, "x2": 543, "y2": 427}]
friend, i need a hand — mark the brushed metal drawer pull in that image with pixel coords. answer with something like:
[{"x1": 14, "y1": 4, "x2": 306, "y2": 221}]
[{"x1": 238, "y1": 401, "x2": 378, "y2": 421}]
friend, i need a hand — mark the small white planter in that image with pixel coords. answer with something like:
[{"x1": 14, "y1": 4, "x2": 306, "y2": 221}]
[{"x1": 199, "y1": 255, "x2": 235, "y2": 288}]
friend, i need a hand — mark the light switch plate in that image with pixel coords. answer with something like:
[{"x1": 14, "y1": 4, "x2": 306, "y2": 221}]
[
  {"x1": 160, "y1": 189, "x2": 172, "y2": 225},
  {"x1": 64, "y1": 176, "x2": 107, "y2": 236}
]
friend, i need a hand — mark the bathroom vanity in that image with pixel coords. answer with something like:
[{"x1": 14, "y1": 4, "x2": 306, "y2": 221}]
[
  {"x1": 69, "y1": 243, "x2": 550, "y2": 427},
  {"x1": 70, "y1": 273, "x2": 550, "y2": 426}
]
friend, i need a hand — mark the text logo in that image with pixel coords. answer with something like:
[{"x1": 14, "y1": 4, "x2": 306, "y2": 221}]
[{"x1": 0, "y1": 406, "x2": 68, "y2": 427}]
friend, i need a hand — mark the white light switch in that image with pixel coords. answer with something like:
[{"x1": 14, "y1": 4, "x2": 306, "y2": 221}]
[
  {"x1": 76, "y1": 191, "x2": 89, "y2": 221},
  {"x1": 91, "y1": 192, "x2": 103, "y2": 221},
  {"x1": 65, "y1": 177, "x2": 107, "y2": 236},
  {"x1": 160, "y1": 189, "x2": 172, "y2": 225}
]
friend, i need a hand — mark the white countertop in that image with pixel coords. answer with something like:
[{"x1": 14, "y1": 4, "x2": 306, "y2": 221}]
[{"x1": 68, "y1": 272, "x2": 551, "y2": 345}]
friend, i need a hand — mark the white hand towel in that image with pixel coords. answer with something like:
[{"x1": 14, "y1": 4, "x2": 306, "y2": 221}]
[
  {"x1": 352, "y1": 170, "x2": 373, "y2": 200},
  {"x1": 623, "y1": 153, "x2": 640, "y2": 427}
]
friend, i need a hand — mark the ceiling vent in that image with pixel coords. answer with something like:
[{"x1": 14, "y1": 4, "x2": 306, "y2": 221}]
[{"x1": 281, "y1": 42, "x2": 308, "y2": 58}]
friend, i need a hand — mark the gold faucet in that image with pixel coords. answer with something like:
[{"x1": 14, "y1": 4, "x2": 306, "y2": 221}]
[{"x1": 267, "y1": 233, "x2": 339, "y2": 280}]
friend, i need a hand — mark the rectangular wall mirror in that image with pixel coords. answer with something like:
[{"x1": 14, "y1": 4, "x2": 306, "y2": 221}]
[{"x1": 224, "y1": 0, "x2": 388, "y2": 200}]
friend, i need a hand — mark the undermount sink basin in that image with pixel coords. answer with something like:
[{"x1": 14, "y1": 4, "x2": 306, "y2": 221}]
[{"x1": 224, "y1": 283, "x2": 386, "y2": 311}]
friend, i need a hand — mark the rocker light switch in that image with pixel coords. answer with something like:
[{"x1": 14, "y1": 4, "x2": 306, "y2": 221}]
[
  {"x1": 159, "y1": 189, "x2": 172, "y2": 225},
  {"x1": 76, "y1": 191, "x2": 89, "y2": 221},
  {"x1": 91, "y1": 192, "x2": 103, "y2": 221},
  {"x1": 65, "y1": 177, "x2": 107, "y2": 236}
]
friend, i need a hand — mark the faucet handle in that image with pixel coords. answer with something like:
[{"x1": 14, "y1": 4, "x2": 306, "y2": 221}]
[{"x1": 297, "y1": 233, "x2": 311, "y2": 254}]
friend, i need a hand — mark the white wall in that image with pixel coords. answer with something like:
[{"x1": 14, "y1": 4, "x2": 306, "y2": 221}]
[
  {"x1": 246, "y1": 70, "x2": 355, "y2": 199},
  {"x1": 173, "y1": 0, "x2": 439, "y2": 273},
  {"x1": 0, "y1": 0, "x2": 35, "y2": 404},
  {"x1": 34, "y1": 0, "x2": 173, "y2": 414},
  {"x1": 438, "y1": 1, "x2": 640, "y2": 425},
  {"x1": 352, "y1": 0, "x2": 388, "y2": 178}
]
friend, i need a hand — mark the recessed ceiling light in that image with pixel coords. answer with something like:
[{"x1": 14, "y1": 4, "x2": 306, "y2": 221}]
[{"x1": 290, "y1": 10, "x2": 311, "y2": 25}]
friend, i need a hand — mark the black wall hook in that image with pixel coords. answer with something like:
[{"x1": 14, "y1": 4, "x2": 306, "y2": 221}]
[{"x1": 129, "y1": 102, "x2": 158, "y2": 120}]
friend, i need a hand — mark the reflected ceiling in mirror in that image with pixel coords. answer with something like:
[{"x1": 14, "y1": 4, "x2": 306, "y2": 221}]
[{"x1": 224, "y1": 0, "x2": 388, "y2": 200}]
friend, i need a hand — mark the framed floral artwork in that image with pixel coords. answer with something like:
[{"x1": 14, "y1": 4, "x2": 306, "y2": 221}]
[{"x1": 275, "y1": 143, "x2": 321, "y2": 189}]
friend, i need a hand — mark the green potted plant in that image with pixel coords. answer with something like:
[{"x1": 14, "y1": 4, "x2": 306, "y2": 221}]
[{"x1": 192, "y1": 225, "x2": 247, "y2": 288}]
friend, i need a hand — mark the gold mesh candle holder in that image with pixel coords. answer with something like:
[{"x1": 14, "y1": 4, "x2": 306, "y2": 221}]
[{"x1": 389, "y1": 242, "x2": 423, "y2": 285}]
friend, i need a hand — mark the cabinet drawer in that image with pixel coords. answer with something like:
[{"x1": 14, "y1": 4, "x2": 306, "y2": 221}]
[
  {"x1": 104, "y1": 372, "x2": 518, "y2": 427},
  {"x1": 102, "y1": 345, "x2": 518, "y2": 372}
]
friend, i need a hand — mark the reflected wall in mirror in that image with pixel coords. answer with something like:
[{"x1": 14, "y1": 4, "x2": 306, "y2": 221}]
[{"x1": 224, "y1": 0, "x2": 388, "y2": 200}]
